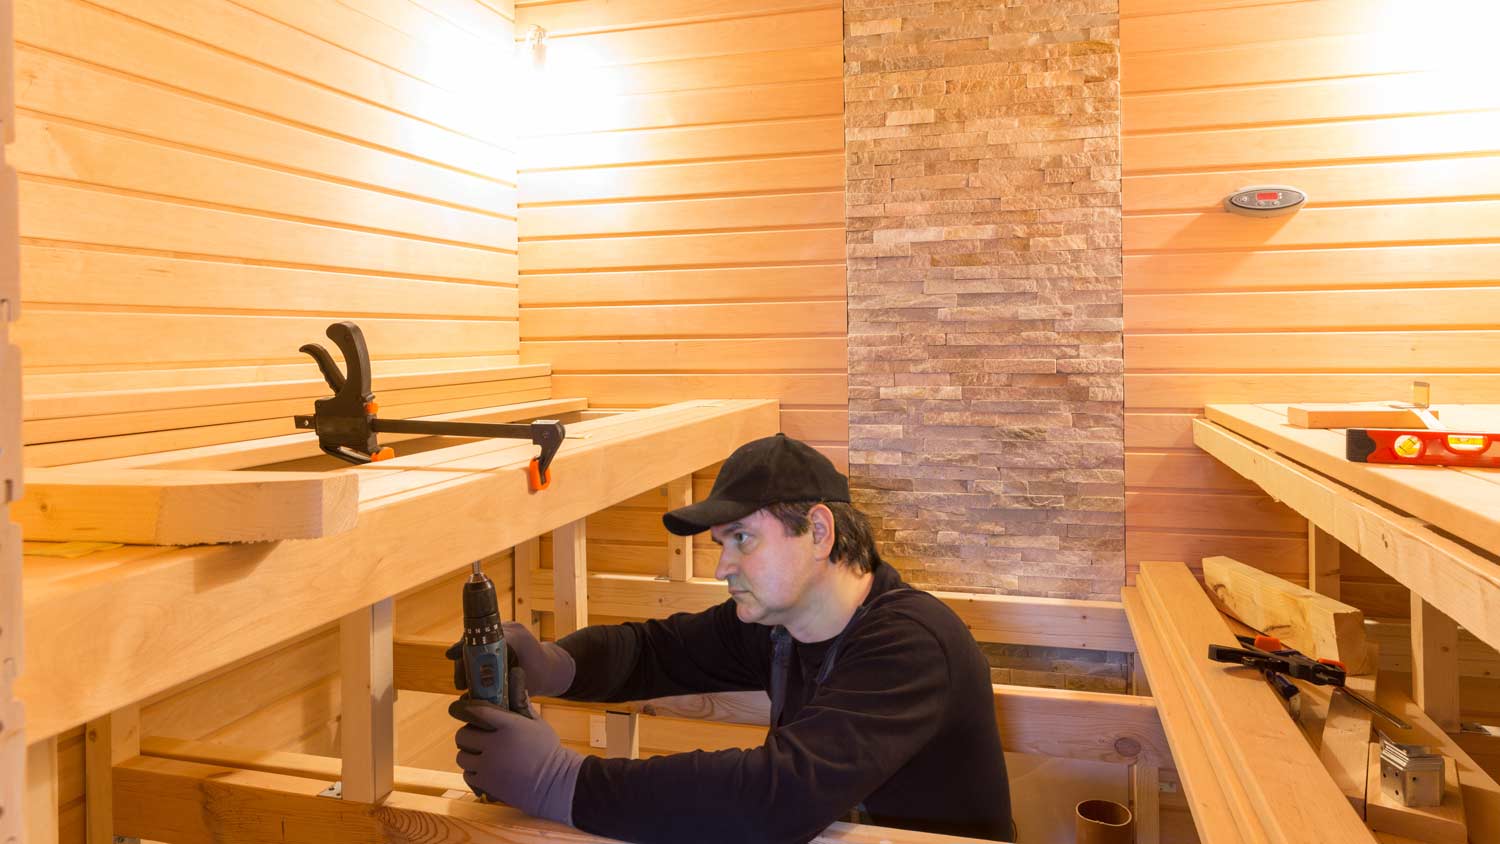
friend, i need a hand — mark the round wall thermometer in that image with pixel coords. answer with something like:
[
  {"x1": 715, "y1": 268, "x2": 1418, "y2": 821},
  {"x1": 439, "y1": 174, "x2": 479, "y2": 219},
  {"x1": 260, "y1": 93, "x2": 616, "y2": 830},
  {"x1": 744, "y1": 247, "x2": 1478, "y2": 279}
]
[{"x1": 1224, "y1": 185, "x2": 1307, "y2": 217}]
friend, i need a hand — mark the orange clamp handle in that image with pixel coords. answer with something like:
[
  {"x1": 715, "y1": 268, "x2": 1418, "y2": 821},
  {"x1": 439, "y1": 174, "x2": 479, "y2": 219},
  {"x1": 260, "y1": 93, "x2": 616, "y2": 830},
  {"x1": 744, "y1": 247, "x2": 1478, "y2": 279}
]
[
  {"x1": 1252, "y1": 635, "x2": 1283, "y2": 652},
  {"x1": 370, "y1": 446, "x2": 396, "y2": 462},
  {"x1": 527, "y1": 457, "x2": 551, "y2": 492}
]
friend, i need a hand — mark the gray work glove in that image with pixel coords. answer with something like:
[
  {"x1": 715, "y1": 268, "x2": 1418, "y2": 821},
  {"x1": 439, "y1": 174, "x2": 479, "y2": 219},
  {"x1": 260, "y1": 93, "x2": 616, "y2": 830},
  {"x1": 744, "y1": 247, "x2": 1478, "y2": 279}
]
[
  {"x1": 446, "y1": 621, "x2": 577, "y2": 698},
  {"x1": 451, "y1": 697, "x2": 583, "y2": 824}
]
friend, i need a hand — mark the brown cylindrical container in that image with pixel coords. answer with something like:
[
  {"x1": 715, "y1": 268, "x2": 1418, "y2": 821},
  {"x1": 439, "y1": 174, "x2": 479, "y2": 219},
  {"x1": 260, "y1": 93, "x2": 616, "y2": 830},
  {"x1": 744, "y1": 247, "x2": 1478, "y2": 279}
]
[{"x1": 1075, "y1": 799, "x2": 1133, "y2": 844}]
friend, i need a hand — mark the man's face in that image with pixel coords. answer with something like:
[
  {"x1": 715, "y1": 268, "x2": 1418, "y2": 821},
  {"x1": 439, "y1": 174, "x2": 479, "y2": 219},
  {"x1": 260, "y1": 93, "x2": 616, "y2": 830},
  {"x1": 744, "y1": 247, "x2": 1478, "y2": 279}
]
[{"x1": 709, "y1": 509, "x2": 823, "y2": 627}]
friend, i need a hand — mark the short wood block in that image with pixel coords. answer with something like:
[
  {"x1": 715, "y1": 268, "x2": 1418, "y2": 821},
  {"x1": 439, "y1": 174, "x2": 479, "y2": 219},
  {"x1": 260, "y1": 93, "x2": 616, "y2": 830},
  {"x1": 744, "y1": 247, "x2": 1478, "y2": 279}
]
[
  {"x1": 1287, "y1": 404, "x2": 1439, "y2": 429},
  {"x1": 1365, "y1": 743, "x2": 1465, "y2": 843},
  {"x1": 13, "y1": 467, "x2": 358, "y2": 544}
]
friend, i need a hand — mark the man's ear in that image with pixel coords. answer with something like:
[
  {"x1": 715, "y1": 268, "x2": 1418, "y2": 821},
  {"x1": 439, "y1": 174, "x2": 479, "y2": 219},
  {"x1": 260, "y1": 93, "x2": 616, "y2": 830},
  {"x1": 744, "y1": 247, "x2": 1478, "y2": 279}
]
[{"x1": 808, "y1": 503, "x2": 835, "y2": 562}]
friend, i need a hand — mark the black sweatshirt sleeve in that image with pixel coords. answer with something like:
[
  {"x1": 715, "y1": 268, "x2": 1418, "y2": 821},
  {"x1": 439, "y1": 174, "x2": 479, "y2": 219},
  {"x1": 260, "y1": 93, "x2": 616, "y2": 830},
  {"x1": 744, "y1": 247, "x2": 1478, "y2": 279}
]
[
  {"x1": 556, "y1": 600, "x2": 772, "y2": 701},
  {"x1": 568, "y1": 610, "x2": 952, "y2": 844}
]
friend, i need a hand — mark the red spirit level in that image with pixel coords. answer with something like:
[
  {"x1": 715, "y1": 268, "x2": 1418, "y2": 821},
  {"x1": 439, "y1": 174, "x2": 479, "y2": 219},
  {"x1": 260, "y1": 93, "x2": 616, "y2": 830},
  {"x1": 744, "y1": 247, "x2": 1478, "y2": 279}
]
[{"x1": 1347, "y1": 428, "x2": 1500, "y2": 468}]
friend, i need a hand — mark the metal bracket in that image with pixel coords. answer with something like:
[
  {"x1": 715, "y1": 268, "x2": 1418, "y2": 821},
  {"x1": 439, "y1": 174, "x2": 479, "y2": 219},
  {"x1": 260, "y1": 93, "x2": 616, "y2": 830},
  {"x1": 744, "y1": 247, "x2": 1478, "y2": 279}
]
[{"x1": 318, "y1": 781, "x2": 342, "y2": 799}]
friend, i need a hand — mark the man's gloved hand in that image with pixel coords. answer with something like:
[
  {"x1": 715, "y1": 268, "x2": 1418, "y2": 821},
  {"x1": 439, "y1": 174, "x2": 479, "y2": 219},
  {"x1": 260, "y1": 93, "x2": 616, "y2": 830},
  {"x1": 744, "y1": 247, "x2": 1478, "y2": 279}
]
[
  {"x1": 447, "y1": 621, "x2": 576, "y2": 698},
  {"x1": 451, "y1": 697, "x2": 583, "y2": 824}
]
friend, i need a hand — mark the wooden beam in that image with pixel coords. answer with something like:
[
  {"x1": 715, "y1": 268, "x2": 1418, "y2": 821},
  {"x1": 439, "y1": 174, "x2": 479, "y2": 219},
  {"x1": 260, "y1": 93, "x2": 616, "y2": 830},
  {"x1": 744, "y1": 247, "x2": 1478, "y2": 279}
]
[
  {"x1": 666, "y1": 476, "x2": 692, "y2": 581},
  {"x1": 1131, "y1": 764, "x2": 1160, "y2": 844},
  {"x1": 1318, "y1": 647, "x2": 1378, "y2": 815},
  {"x1": 84, "y1": 706, "x2": 138, "y2": 844},
  {"x1": 1138, "y1": 562, "x2": 1376, "y2": 844},
  {"x1": 553, "y1": 519, "x2": 588, "y2": 636},
  {"x1": 524, "y1": 570, "x2": 1135, "y2": 652},
  {"x1": 1122, "y1": 587, "x2": 1250, "y2": 844},
  {"x1": 1205, "y1": 404, "x2": 1500, "y2": 558},
  {"x1": 1193, "y1": 418, "x2": 1500, "y2": 656},
  {"x1": 1309, "y1": 525, "x2": 1342, "y2": 600},
  {"x1": 339, "y1": 598, "x2": 394, "y2": 804},
  {"x1": 391, "y1": 637, "x2": 1171, "y2": 767},
  {"x1": 513, "y1": 538, "x2": 540, "y2": 636},
  {"x1": 114, "y1": 755, "x2": 999, "y2": 844},
  {"x1": 1202, "y1": 555, "x2": 1370, "y2": 673},
  {"x1": 604, "y1": 711, "x2": 639, "y2": 759},
  {"x1": 141, "y1": 736, "x2": 466, "y2": 797},
  {"x1": 1411, "y1": 596, "x2": 1460, "y2": 733},
  {"x1": 21, "y1": 399, "x2": 778, "y2": 740},
  {"x1": 12, "y1": 467, "x2": 357, "y2": 544},
  {"x1": 1286, "y1": 404, "x2": 1437, "y2": 430},
  {"x1": 26, "y1": 736, "x2": 57, "y2": 844}
]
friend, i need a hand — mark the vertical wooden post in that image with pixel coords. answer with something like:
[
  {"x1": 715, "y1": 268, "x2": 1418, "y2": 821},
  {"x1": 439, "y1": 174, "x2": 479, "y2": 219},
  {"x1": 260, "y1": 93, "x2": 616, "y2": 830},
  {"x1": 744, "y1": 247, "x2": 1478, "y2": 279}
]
[
  {"x1": 604, "y1": 711, "x2": 640, "y2": 760},
  {"x1": 1130, "y1": 763, "x2": 1160, "y2": 844},
  {"x1": 1411, "y1": 596, "x2": 1460, "y2": 732},
  {"x1": 554, "y1": 520, "x2": 588, "y2": 636},
  {"x1": 85, "y1": 706, "x2": 139, "y2": 844},
  {"x1": 340, "y1": 597, "x2": 394, "y2": 803},
  {"x1": 1308, "y1": 524, "x2": 1342, "y2": 599},
  {"x1": 666, "y1": 477, "x2": 693, "y2": 581},
  {"x1": 512, "y1": 538, "x2": 540, "y2": 637},
  {"x1": 25, "y1": 737, "x2": 57, "y2": 844}
]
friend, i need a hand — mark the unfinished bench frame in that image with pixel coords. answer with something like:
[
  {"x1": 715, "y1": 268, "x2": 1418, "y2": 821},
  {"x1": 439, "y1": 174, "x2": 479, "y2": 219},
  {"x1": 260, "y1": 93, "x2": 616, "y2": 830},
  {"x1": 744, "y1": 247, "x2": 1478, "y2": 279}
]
[{"x1": 1187, "y1": 402, "x2": 1500, "y2": 843}]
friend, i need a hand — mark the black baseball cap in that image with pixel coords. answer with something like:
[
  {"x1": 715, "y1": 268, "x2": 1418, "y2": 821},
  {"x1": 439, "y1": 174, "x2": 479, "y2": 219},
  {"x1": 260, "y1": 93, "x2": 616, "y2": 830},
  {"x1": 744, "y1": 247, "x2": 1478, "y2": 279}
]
[{"x1": 663, "y1": 433, "x2": 850, "y2": 536}]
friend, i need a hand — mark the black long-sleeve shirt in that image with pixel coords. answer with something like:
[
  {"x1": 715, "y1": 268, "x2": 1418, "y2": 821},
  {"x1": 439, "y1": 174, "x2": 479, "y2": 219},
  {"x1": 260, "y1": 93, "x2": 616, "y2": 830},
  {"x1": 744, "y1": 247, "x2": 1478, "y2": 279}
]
[{"x1": 556, "y1": 561, "x2": 1013, "y2": 844}]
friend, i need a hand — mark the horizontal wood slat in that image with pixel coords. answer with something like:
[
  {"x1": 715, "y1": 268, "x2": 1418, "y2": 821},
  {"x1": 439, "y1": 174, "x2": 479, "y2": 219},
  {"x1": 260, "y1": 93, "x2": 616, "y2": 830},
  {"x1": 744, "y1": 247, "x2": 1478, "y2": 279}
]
[
  {"x1": 523, "y1": 192, "x2": 844, "y2": 239},
  {"x1": 17, "y1": 0, "x2": 510, "y2": 178},
  {"x1": 12, "y1": 115, "x2": 516, "y2": 249},
  {"x1": 22, "y1": 180, "x2": 518, "y2": 282},
  {"x1": 1125, "y1": 243, "x2": 1500, "y2": 293},
  {"x1": 1126, "y1": 200, "x2": 1500, "y2": 253},
  {"x1": 522, "y1": 301, "x2": 846, "y2": 339},
  {"x1": 522, "y1": 154, "x2": 845, "y2": 204},
  {"x1": 21, "y1": 246, "x2": 517, "y2": 317},
  {"x1": 522, "y1": 338, "x2": 846, "y2": 372},
  {"x1": 518, "y1": 0, "x2": 834, "y2": 35},
  {"x1": 521, "y1": 116, "x2": 844, "y2": 171},
  {"x1": 1124, "y1": 156, "x2": 1500, "y2": 214},
  {"x1": 14, "y1": 311, "x2": 515, "y2": 369},
  {"x1": 1126, "y1": 331, "x2": 1500, "y2": 372},
  {"x1": 535, "y1": 8, "x2": 841, "y2": 71},
  {"x1": 1125, "y1": 373, "x2": 1500, "y2": 408},
  {"x1": 1125, "y1": 110, "x2": 1500, "y2": 173},
  {"x1": 14, "y1": 47, "x2": 515, "y2": 216},
  {"x1": 1126, "y1": 287, "x2": 1500, "y2": 332},
  {"x1": 521, "y1": 265, "x2": 845, "y2": 306},
  {"x1": 520, "y1": 228, "x2": 844, "y2": 272}
]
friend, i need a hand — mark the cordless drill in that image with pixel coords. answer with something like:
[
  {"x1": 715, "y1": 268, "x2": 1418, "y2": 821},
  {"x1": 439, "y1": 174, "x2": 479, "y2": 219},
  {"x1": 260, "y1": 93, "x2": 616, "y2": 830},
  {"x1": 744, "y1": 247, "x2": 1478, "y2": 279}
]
[{"x1": 461, "y1": 560, "x2": 527, "y2": 714}]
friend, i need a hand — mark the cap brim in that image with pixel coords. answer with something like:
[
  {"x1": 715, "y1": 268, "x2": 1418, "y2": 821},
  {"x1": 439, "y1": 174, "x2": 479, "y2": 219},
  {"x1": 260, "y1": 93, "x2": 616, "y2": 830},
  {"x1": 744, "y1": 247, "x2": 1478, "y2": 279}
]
[{"x1": 662, "y1": 498, "x2": 761, "y2": 536}]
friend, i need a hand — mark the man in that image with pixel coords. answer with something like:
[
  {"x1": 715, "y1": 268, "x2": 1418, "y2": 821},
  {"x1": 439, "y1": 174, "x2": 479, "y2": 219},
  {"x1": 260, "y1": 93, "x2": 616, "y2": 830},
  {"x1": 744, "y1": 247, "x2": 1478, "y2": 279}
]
[{"x1": 452, "y1": 433, "x2": 1014, "y2": 843}]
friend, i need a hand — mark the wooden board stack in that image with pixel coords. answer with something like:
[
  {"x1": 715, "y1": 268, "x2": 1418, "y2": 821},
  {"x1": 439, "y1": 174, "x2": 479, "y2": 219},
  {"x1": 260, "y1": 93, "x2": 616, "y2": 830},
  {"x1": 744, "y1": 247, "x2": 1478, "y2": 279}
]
[
  {"x1": 1127, "y1": 561, "x2": 1377, "y2": 844},
  {"x1": 0, "y1": 15, "x2": 26, "y2": 842}
]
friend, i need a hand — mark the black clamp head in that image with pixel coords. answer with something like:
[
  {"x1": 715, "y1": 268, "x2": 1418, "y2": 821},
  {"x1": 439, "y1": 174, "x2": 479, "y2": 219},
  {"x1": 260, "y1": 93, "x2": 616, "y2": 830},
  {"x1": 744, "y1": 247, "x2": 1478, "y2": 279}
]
[{"x1": 293, "y1": 321, "x2": 380, "y2": 463}]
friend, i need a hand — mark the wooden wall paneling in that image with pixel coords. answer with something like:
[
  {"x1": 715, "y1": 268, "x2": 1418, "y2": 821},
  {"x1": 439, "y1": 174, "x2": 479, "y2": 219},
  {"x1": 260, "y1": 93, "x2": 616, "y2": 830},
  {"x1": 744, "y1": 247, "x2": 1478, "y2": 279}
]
[
  {"x1": 1123, "y1": 0, "x2": 1500, "y2": 584},
  {"x1": 25, "y1": 736, "x2": 58, "y2": 844},
  {"x1": 1, "y1": 9, "x2": 23, "y2": 836}
]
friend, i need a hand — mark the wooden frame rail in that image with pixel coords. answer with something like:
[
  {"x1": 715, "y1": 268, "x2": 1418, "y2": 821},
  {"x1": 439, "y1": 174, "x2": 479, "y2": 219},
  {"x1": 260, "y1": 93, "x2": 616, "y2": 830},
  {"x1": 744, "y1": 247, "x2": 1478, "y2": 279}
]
[
  {"x1": 18, "y1": 398, "x2": 779, "y2": 740},
  {"x1": 116, "y1": 740, "x2": 1010, "y2": 844}
]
